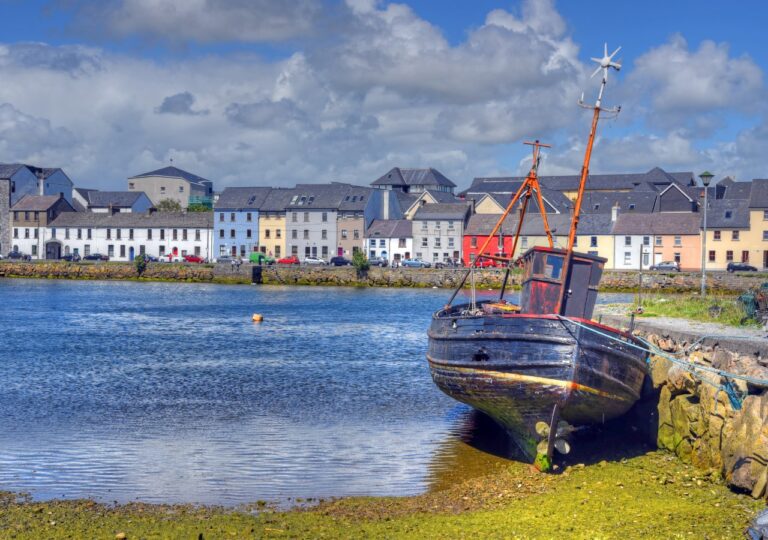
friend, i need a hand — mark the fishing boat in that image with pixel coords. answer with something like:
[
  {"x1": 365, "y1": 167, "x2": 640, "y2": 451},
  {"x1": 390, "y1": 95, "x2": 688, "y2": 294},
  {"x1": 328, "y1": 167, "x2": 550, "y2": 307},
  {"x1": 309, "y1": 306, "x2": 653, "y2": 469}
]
[{"x1": 427, "y1": 44, "x2": 649, "y2": 471}]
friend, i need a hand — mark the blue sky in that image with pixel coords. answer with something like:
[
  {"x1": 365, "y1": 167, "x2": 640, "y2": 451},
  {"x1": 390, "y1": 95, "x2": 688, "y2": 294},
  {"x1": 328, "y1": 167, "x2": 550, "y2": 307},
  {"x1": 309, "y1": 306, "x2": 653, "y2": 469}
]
[{"x1": 0, "y1": 0, "x2": 765, "y2": 190}]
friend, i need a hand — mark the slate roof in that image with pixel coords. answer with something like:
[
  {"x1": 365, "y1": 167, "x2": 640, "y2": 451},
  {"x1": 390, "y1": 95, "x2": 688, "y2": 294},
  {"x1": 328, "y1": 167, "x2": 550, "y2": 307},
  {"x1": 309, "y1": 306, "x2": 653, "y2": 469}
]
[
  {"x1": 214, "y1": 187, "x2": 272, "y2": 210},
  {"x1": 612, "y1": 213, "x2": 702, "y2": 235},
  {"x1": 371, "y1": 167, "x2": 456, "y2": 188},
  {"x1": 413, "y1": 202, "x2": 470, "y2": 220},
  {"x1": 49, "y1": 211, "x2": 213, "y2": 228},
  {"x1": 580, "y1": 191, "x2": 658, "y2": 214},
  {"x1": 130, "y1": 166, "x2": 211, "y2": 186},
  {"x1": 87, "y1": 191, "x2": 147, "y2": 208},
  {"x1": 749, "y1": 179, "x2": 768, "y2": 208},
  {"x1": 259, "y1": 188, "x2": 296, "y2": 212},
  {"x1": 288, "y1": 183, "x2": 353, "y2": 209},
  {"x1": 11, "y1": 195, "x2": 67, "y2": 211},
  {"x1": 0, "y1": 163, "x2": 26, "y2": 179},
  {"x1": 365, "y1": 219, "x2": 412, "y2": 238},
  {"x1": 464, "y1": 181, "x2": 571, "y2": 213},
  {"x1": 74, "y1": 187, "x2": 97, "y2": 199},
  {"x1": 422, "y1": 189, "x2": 459, "y2": 203},
  {"x1": 706, "y1": 199, "x2": 750, "y2": 229},
  {"x1": 723, "y1": 181, "x2": 752, "y2": 200},
  {"x1": 338, "y1": 184, "x2": 371, "y2": 211},
  {"x1": 464, "y1": 213, "x2": 518, "y2": 235}
]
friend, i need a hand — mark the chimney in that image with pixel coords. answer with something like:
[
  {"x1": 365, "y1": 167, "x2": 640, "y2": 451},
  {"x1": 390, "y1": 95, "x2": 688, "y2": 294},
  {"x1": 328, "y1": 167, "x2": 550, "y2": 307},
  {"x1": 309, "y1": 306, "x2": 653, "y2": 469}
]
[
  {"x1": 611, "y1": 203, "x2": 620, "y2": 222},
  {"x1": 59, "y1": 192, "x2": 64, "y2": 199},
  {"x1": 109, "y1": 204, "x2": 120, "y2": 215},
  {"x1": 148, "y1": 207, "x2": 156, "y2": 215},
  {"x1": 382, "y1": 190, "x2": 390, "y2": 220}
]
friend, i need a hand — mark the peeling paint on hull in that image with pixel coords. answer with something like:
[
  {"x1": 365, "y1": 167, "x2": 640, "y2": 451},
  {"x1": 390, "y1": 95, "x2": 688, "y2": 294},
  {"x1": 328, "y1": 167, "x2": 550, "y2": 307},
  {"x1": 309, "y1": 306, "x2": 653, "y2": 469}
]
[{"x1": 427, "y1": 305, "x2": 648, "y2": 460}]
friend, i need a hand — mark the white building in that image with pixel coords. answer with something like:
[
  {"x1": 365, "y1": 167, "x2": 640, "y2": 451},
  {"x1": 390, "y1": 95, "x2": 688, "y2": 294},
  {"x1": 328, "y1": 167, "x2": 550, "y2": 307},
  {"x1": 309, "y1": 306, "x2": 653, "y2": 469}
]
[
  {"x1": 36, "y1": 211, "x2": 215, "y2": 261},
  {"x1": 73, "y1": 189, "x2": 153, "y2": 213},
  {"x1": 365, "y1": 219, "x2": 413, "y2": 264},
  {"x1": 412, "y1": 203, "x2": 471, "y2": 264}
]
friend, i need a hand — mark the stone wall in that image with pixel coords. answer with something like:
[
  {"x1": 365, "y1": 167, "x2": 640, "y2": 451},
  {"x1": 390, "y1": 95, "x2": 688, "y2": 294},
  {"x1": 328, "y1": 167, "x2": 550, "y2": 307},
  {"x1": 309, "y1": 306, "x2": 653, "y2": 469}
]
[
  {"x1": 1, "y1": 261, "x2": 767, "y2": 292},
  {"x1": 602, "y1": 315, "x2": 768, "y2": 499},
  {"x1": 0, "y1": 179, "x2": 10, "y2": 257}
]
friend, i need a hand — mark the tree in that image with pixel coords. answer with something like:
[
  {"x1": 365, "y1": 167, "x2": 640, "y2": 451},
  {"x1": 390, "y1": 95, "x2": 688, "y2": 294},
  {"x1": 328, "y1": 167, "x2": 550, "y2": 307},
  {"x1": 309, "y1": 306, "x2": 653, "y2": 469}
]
[
  {"x1": 155, "y1": 198, "x2": 182, "y2": 212},
  {"x1": 352, "y1": 250, "x2": 370, "y2": 279},
  {"x1": 186, "y1": 202, "x2": 212, "y2": 212},
  {"x1": 134, "y1": 253, "x2": 148, "y2": 276}
]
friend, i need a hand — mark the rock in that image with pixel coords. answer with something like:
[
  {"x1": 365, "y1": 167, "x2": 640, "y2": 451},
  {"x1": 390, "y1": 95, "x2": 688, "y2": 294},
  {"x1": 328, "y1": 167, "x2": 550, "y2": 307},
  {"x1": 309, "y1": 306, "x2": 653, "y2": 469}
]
[
  {"x1": 115, "y1": 532, "x2": 127, "y2": 540},
  {"x1": 667, "y1": 366, "x2": 698, "y2": 396},
  {"x1": 649, "y1": 356, "x2": 673, "y2": 388}
]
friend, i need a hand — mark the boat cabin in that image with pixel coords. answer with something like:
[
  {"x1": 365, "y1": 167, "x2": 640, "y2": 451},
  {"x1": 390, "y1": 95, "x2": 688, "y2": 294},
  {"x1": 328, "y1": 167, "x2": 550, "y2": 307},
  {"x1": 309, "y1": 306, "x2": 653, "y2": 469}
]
[{"x1": 519, "y1": 246, "x2": 605, "y2": 319}]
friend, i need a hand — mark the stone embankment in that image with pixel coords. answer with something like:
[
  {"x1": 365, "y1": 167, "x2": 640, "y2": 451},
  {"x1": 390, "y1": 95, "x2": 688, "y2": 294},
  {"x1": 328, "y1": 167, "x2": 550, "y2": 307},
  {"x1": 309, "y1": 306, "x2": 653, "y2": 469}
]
[
  {"x1": 1, "y1": 261, "x2": 766, "y2": 292},
  {"x1": 602, "y1": 314, "x2": 768, "y2": 499}
]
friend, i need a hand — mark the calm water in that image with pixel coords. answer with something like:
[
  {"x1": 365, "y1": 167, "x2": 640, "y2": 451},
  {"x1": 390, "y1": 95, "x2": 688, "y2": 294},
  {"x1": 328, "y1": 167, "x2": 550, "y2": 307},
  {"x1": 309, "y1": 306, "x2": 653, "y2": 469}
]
[{"x1": 0, "y1": 280, "x2": 632, "y2": 505}]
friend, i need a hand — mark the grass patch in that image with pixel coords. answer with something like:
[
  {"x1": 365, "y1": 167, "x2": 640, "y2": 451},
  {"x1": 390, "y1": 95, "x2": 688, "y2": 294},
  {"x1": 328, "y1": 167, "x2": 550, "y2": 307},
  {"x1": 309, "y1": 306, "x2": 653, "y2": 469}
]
[{"x1": 633, "y1": 294, "x2": 758, "y2": 327}]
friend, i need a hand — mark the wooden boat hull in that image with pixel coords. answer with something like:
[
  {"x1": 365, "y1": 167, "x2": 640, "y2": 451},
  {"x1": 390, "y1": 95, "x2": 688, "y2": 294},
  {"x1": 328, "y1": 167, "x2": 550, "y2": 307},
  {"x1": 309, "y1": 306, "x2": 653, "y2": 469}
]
[{"x1": 427, "y1": 305, "x2": 647, "y2": 460}]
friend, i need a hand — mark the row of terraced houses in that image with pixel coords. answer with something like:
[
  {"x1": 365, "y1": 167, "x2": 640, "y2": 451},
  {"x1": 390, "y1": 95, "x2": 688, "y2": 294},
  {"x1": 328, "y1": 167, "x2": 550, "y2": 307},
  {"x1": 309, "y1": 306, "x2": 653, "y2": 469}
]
[{"x1": 2, "y1": 162, "x2": 768, "y2": 271}]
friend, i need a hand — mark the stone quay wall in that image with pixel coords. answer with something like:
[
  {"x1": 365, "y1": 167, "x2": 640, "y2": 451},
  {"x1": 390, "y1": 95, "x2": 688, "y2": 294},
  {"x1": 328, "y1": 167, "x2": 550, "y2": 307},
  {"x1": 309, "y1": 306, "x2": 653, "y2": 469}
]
[
  {"x1": 602, "y1": 315, "x2": 768, "y2": 499},
  {"x1": 0, "y1": 261, "x2": 766, "y2": 291}
]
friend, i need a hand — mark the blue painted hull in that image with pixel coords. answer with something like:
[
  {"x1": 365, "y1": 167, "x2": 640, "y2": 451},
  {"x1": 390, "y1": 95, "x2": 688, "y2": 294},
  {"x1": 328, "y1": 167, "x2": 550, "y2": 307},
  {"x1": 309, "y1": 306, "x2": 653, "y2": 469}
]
[{"x1": 427, "y1": 302, "x2": 648, "y2": 460}]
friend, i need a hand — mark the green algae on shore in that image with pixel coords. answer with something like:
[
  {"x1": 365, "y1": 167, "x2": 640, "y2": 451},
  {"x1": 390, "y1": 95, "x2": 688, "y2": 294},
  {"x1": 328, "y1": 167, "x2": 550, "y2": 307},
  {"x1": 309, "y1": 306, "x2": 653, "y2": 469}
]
[{"x1": 0, "y1": 451, "x2": 760, "y2": 539}]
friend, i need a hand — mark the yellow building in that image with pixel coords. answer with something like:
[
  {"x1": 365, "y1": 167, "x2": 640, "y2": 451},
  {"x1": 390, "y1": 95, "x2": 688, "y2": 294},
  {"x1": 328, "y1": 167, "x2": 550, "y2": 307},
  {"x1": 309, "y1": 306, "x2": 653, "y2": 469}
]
[
  {"x1": 257, "y1": 189, "x2": 294, "y2": 259},
  {"x1": 703, "y1": 199, "x2": 752, "y2": 271}
]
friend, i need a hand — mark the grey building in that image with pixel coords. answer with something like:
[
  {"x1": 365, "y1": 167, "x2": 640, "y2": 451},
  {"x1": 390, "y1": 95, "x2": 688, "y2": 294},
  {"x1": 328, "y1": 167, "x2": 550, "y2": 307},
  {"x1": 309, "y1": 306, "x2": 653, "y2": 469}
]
[
  {"x1": 371, "y1": 167, "x2": 456, "y2": 195},
  {"x1": 412, "y1": 202, "x2": 471, "y2": 263},
  {"x1": 128, "y1": 166, "x2": 214, "y2": 209}
]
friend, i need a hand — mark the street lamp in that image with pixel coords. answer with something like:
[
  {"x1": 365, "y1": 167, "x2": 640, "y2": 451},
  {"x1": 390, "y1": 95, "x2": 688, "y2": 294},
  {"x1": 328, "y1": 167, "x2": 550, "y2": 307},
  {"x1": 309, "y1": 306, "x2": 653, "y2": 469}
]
[{"x1": 699, "y1": 171, "x2": 715, "y2": 296}]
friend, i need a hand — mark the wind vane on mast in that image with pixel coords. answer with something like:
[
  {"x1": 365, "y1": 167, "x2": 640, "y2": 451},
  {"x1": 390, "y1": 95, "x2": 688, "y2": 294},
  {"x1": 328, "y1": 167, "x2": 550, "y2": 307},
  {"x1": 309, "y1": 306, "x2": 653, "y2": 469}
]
[{"x1": 579, "y1": 43, "x2": 622, "y2": 112}]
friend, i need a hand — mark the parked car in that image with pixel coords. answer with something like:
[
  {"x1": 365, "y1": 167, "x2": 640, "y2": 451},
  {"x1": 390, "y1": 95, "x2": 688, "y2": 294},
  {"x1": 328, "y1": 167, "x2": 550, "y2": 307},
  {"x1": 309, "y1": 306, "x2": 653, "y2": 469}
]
[
  {"x1": 143, "y1": 255, "x2": 159, "y2": 262},
  {"x1": 249, "y1": 252, "x2": 275, "y2": 265},
  {"x1": 183, "y1": 254, "x2": 205, "y2": 264},
  {"x1": 727, "y1": 262, "x2": 758, "y2": 273},
  {"x1": 6, "y1": 251, "x2": 31, "y2": 261},
  {"x1": 82, "y1": 253, "x2": 109, "y2": 261},
  {"x1": 474, "y1": 258, "x2": 497, "y2": 268},
  {"x1": 329, "y1": 256, "x2": 352, "y2": 266},
  {"x1": 369, "y1": 256, "x2": 388, "y2": 267},
  {"x1": 401, "y1": 258, "x2": 431, "y2": 268},
  {"x1": 650, "y1": 261, "x2": 680, "y2": 272},
  {"x1": 303, "y1": 256, "x2": 327, "y2": 265},
  {"x1": 61, "y1": 253, "x2": 81, "y2": 262},
  {"x1": 215, "y1": 255, "x2": 234, "y2": 264},
  {"x1": 277, "y1": 255, "x2": 301, "y2": 265},
  {"x1": 435, "y1": 259, "x2": 464, "y2": 269}
]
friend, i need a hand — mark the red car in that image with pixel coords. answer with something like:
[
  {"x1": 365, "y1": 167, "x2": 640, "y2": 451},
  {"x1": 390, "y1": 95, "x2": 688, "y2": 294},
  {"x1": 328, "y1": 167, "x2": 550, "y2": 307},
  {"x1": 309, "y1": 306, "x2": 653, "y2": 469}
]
[
  {"x1": 183, "y1": 254, "x2": 205, "y2": 264},
  {"x1": 277, "y1": 255, "x2": 300, "y2": 265},
  {"x1": 474, "y1": 258, "x2": 497, "y2": 268}
]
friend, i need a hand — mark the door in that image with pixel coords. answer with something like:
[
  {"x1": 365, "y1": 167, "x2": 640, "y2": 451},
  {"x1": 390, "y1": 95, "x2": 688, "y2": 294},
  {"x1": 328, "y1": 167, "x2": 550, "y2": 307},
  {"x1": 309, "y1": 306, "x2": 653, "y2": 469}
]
[
  {"x1": 337, "y1": 247, "x2": 343, "y2": 256},
  {"x1": 764, "y1": 250, "x2": 768, "y2": 269},
  {"x1": 654, "y1": 252, "x2": 663, "y2": 265},
  {"x1": 129, "y1": 246, "x2": 135, "y2": 261}
]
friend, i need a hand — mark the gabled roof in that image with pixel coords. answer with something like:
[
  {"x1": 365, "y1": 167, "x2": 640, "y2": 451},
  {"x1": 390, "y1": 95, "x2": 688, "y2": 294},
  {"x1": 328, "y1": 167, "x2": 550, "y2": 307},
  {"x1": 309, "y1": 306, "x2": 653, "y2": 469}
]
[
  {"x1": 259, "y1": 188, "x2": 296, "y2": 212},
  {"x1": 87, "y1": 191, "x2": 147, "y2": 208},
  {"x1": 49, "y1": 211, "x2": 213, "y2": 228},
  {"x1": 580, "y1": 191, "x2": 657, "y2": 214},
  {"x1": 130, "y1": 166, "x2": 211, "y2": 186},
  {"x1": 612, "y1": 213, "x2": 702, "y2": 235},
  {"x1": 371, "y1": 167, "x2": 456, "y2": 188},
  {"x1": 11, "y1": 194, "x2": 69, "y2": 212},
  {"x1": 749, "y1": 179, "x2": 768, "y2": 208},
  {"x1": 464, "y1": 179, "x2": 570, "y2": 214},
  {"x1": 464, "y1": 213, "x2": 518, "y2": 235},
  {"x1": 0, "y1": 163, "x2": 26, "y2": 180},
  {"x1": 214, "y1": 187, "x2": 272, "y2": 210},
  {"x1": 365, "y1": 219, "x2": 412, "y2": 238},
  {"x1": 707, "y1": 199, "x2": 750, "y2": 229},
  {"x1": 287, "y1": 183, "x2": 354, "y2": 210},
  {"x1": 658, "y1": 182, "x2": 694, "y2": 202},
  {"x1": 338, "y1": 184, "x2": 371, "y2": 211},
  {"x1": 413, "y1": 202, "x2": 470, "y2": 220}
]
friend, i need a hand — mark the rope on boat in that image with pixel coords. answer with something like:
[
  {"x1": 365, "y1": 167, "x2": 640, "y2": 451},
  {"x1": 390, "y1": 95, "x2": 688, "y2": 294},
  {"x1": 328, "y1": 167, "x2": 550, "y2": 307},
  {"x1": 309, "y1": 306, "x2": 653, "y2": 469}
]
[{"x1": 555, "y1": 315, "x2": 768, "y2": 410}]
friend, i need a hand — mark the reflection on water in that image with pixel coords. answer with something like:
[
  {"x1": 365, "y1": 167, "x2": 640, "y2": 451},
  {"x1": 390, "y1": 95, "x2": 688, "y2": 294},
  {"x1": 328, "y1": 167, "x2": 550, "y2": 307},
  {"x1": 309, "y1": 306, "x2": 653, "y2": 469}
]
[{"x1": 0, "y1": 280, "x2": 635, "y2": 505}]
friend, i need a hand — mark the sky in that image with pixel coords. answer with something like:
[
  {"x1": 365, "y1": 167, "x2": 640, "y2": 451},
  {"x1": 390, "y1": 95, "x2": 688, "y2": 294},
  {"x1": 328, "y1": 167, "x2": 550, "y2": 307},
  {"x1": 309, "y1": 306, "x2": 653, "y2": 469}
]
[{"x1": 0, "y1": 0, "x2": 766, "y2": 192}]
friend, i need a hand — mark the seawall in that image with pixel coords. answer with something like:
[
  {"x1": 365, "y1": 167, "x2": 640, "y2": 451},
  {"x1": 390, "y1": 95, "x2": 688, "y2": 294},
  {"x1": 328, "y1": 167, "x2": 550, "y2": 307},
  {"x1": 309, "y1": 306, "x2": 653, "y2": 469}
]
[
  {"x1": 0, "y1": 261, "x2": 766, "y2": 291},
  {"x1": 601, "y1": 314, "x2": 768, "y2": 499}
]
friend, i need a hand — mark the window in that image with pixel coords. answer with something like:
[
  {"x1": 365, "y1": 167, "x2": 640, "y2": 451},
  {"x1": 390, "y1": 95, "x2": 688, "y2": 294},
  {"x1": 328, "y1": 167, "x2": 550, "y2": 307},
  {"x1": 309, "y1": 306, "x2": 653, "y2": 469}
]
[
  {"x1": 421, "y1": 237, "x2": 428, "y2": 247},
  {"x1": 470, "y1": 236, "x2": 477, "y2": 248},
  {"x1": 624, "y1": 236, "x2": 631, "y2": 247},
  {"x1": 303, "y1": 229, "x2": 309, "y2": 240},
  {"x1": 763, "y1": 231, "x2": 768, "y2": 241},
  {"x1": 764, "y1": 210, "x2": 768, "y2": 221},
  {"x1": 195, "y1": 230, "x2": 201, "y2": 241},
  {"x1": 448, "y1": 238, "x2": 454, "y2": 248},
  {"x1": 173, "y1": 229, "x2": 178, "y2": 241},
  {"x1": 379, "y1": 239, "x2": 386, "y2": 247},
  {"x1": 148, "y1": 229, "x2": 153, "y2": 240},
  {"x1": 674, "y1": 253, "x2": 681, "y2": 264},
  {"x1": 726, "y1": 250, "x2": 734, "y2": 262},
  {"x1": 107, "y1": 229, "x2": 112, "y2": 240},
  {"x1": 448, "y1": 221, "x2": 454, "y2": 229},
  {"x1": 108, "y1": 245, "x2": 114, "y2": 258},
  {"x1": 34, "y1": 212, "x2": 39, "y2": 221},
  {"x1": 292, "y1": 212, "x2": 297, "y2": 222},
  {"x1": 435, "y1": 238, "x2": 441, "y2": 248},
  {"x1": 129, "y1": 182, "x2": 135, "y2": 189},
  {"x1": 573, "y1": 236, "x2": 578, "y2": 247},
  {"x1": 353, "y1": 230, "x2": 359, "y2": 240},
  {"x1": 321, "y1": 230, "x2": 327, "y2": 240},
  {"x1": 159, "y1": 246, "x2": 165, "y2": 255},
  {"x1": 116, "y1": 229, "x2": 122, "y2": 240},
  {"x1": 265, "y1": 229, "x2": 271, "y2": 239},
  {"x1": 421, "y1": 221, "x2": 428, "y2": 230},
  {"x1": 140, "y1": 245, "x2": 145, "y2": 255},
  {"x1": 13, "y1": 228, "x2": 18, "y2": 238},
  {"x1": 219, "y1": 230, "x2": 224, "y2": 238},
  {"x1": 51, "y1": 228, "x2": 56, "y2": 239},
  {"x1": 179, "y1": 186, "x2": 184, "y2": 193},
  {"x1": 435, "y1": 221, "x2": 441, "y2": 229},
  {"x1": 219, "y1": 213, "x2": 225, "y2": 222},
  {"x1": 246, "y1": 213, "x2": 252, "y2": 222},
  {"x1": 742, "y1": 250, "x2": 749, "y2": 263},
  {"x1": 629, "y1": 204, "x2": 636, "y2": 211},
  {"x1": 183, "y1": 229, "x2": 188, "y2": 241},
  {"x1": 84, "y1": 244, "x2": 91, "y2": 256},
  {"x1": 230, "y1": 229, "x2": 235, "y2": 239},
  {"x1": 322, "y1": 212, "x2": 328, "y2": 222},
  {"x1": 590, "y1": 236, "x2": 598, "y2": 248},
  {"x1": 732, "y1": 231, "x2": 740, "y2": 241},
  {"x1": 304, "y1": 212, "x2": 309, "y2": 222},
  {"x1": 160, "y1": 229, "x2": 165, "y2": 240},
  {"x1": 77, "y1": 229, "x2": 82, "y2": 240},
  {"x1": 24, "y1": 211, "x2": 29, "y2": 220},
  {"x1": 33, "y1": 228, "x2": 38, "y2": 239},
  {"x1": 65, "y1": 228, "x2": 70, "y2": 240},
  {"x1": 341, "y1": 229, "x2": 348, "y2": 239},
  {"x1": 275, "y1": 246, "x2": 281, "y2": 258},
  {"x1": 643, "y1": 236, "x2": 650, "y2": 246},
  {"x1": 31, "y1": 245, "x2": 37, "y2": 256},
  {"x1": 655, "y1": 236, "x2": 662, "y2": 246},
  {"x1": 276, "y1": 229, "x2": 282, "y2": 239},
  {"x1": 521, "y1": 236, "x2": 528, "y2": 248},
  {"x1": 87, "y1": 229, "x2": 92, "y2": 240},
  {"x1": 725, "y1": 210, "x2": 732, "y2": 219},
  {"x1": 624, "y1": 252, "x2": 632, "y2": 265},
  {"x1": 292, "y1": 230, "x2": 297, "y2": 239},
  {"x1": 322, "y1": 246, "x2": 328, "y2": 258},
  {"x1": 674, "y1": 236, "x2": 682, "y2": 247},
  {"x1": 709, "y1": 250, "x2": 716, "y2": 262},
  {"x1": 714, "y1": 230, "x2": 721, "y2": 241},
  {"x1": 160, "y1": 186, "x2": 165, "y2": 193},
  {"x1": 129, "y1": 229, "x2": 134, "y2": 240}
]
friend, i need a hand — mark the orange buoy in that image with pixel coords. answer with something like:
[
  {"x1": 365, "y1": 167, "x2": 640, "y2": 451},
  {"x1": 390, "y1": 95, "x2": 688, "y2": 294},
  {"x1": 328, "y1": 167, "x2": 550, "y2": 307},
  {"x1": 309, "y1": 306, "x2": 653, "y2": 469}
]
[{"x1": 252, "y1": 313, "x2": 263, "y2": 322}]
